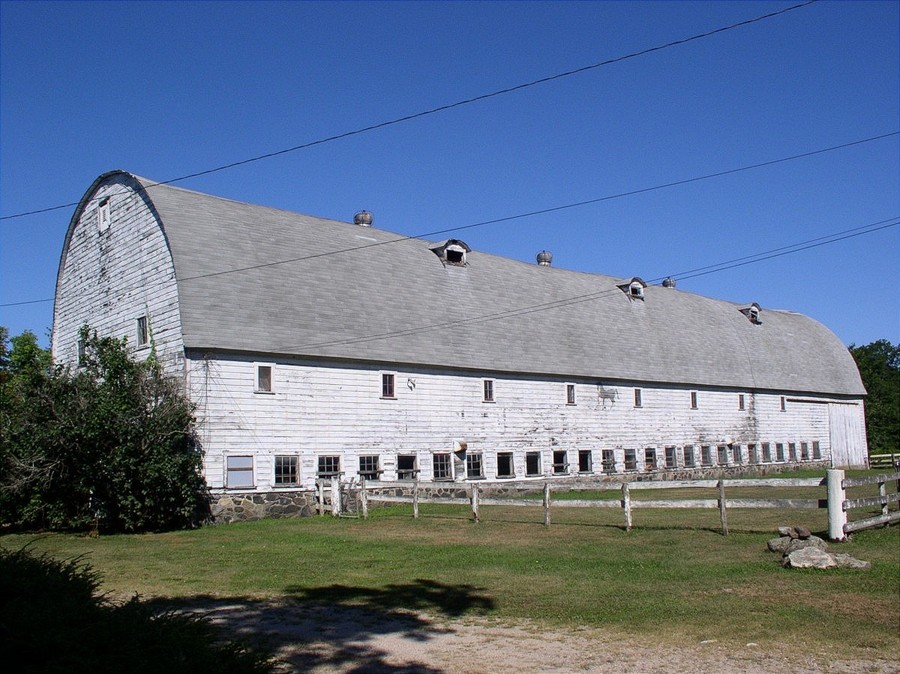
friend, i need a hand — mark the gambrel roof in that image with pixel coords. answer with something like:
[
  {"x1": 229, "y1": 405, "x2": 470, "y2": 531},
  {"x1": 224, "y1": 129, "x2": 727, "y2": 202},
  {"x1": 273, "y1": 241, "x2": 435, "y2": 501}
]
[{"x1": 60, "y1": 171, "x2": 866, "y2": 396}]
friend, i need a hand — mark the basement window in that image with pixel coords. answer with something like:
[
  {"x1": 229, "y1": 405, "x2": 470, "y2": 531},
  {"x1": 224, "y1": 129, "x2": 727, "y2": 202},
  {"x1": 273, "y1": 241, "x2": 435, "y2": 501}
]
[
  {"x1": 317, "y1": 455, "x2": 341, "y2": 478},
  {"x1": 525, "y1": 451, "x2": 542, "y2": 476},
  {"x1": 255, "y1": 364, "x2": 274, "y2": 393},
  {"x1": 226, "y1": 456, "x2": 254, "y2": 488},
  {"x1": 97, "y1": 198, "x2": 111, "y2": 234},
  {"x1": 359, "y1": 455, "x2": 381, "y2": 480},
  {"x1": 397, "y1": 454, "x2": 418, "y2": 480},
  {"x1": 466, "y1": 452, "x2": 484, "y2": 479},
  {"x1": 274, "y1": 456, "x2": 299, "y2": 486},
  {"x1": 433, "y1": 453, "x2": 452, "y2": 481},
  {"x1": 497, "y1": 452, "x2": 515, "y2": 478},
  {"x1": 552, "y1": 450, "x2": 569, "y2": 475},
  {"x1": 578, "y1": 450, "x2": 593, "y2": 474}
]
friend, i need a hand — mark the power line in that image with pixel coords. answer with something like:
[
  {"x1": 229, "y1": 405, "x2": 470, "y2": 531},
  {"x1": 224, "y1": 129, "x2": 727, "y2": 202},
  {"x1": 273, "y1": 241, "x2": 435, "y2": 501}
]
[
  {"x1": 177, "y1": 131, "x2": 899, "y2": 282},
  {"x1": 270, "y1": 216, "x2": 898, "y2": 352},
  {"x1": 0, "y1": 0, "x2": 819, "y2": 222}
]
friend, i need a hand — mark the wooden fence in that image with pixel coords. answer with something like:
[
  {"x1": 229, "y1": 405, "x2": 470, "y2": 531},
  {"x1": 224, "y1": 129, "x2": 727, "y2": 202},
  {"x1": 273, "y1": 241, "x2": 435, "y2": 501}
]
[
  {"x1": 868, "y1": 453, "x2": 900, "y2": 470},
  {"x1": 318, "y1": 470, "x2": 899, "y2": 541}
]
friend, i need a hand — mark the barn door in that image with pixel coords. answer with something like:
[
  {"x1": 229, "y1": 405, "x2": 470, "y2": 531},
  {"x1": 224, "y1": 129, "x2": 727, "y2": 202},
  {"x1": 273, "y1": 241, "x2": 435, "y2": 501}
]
[{"x1": 828, "y1": 403, "x2": 867, "y2": 468}]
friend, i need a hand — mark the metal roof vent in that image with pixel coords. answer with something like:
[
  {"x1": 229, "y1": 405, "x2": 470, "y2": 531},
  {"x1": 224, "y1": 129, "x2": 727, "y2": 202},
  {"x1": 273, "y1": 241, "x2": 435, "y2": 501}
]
[
  {"x1": 662, "y1": 276, "x2": 676, "y2": 288},
  {"x1": 536, "y1": 250, "x2": 553, "y2": 267},
  {"x1": 353, "y1": 210, "x2": 373, "y2": 227}
]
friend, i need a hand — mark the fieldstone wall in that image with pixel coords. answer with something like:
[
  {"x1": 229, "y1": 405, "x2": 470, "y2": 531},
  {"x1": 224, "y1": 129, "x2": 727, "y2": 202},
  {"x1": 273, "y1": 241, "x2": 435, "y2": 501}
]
[{"x1": 210, "y1": 491, "x2": 315, "y2": 523}]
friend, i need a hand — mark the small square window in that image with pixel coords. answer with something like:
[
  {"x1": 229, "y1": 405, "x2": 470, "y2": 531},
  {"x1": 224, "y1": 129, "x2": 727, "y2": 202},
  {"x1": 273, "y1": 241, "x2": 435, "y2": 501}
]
[
  {"x1": 497, "y1": 452, "x2": 515, "y2": 478},
  {"x1": 633, "y1": 388, "x2": 642, "y2": 408},
  {"x1": 738, "y1": 394, "x2": 745, "y2": 411},
  {"x1": 359, "y1": 455, "x2": 381, "y2": 480},
  {"x1": 256, "y1": 364, "x2": 273, "y2": 393},
  {"x1": 317, "y1": 455, "x2": 341, "y2": 477},
  {"x1": 683, "y1": 445, "x2": 695, "y2": 468},
  {"x1": 566, "y1": 384, "x2": 576, "y2": 405},
  {"x1": 690, "y1": 391, "x2": 698, "y2": 409},
  {"x1": 483, "y1": 379, "x2": 494, "y2": 402},
  {"x1": 397, "y1": 454, "x2": 418, "y2": 480},
  {"x1": 382, "y1": 373, "x2": 395, "y2": 398},
  {"x1": 624, "y1": 449, "x2": 637, "y2": 471},
  {"x1": 578, "y1": 449, "x2": 592, "y2": 473},
  {"x1": 274, "y1": 456, "x2": 299, "y2": 486},
  {"x1": 226, "y1": 455, "x2": 254, "y2": 488},
  {"x1": 525, "y1": 451, "x2": 542, "y2": 476},
  {"x1": 552, "y1": 450, "x2": 568, "y2": 475},
  {"x1": 602, "y1": 449, "x2": 616, "y2": 473},
  {"x1": 433, "y1": 453, "x2": 452, "y2": 480},
  {"x1": 136, "y1": 316, "x2": 149, "y2": 347},
  {"x1": 644, "y1": 448, "x2": 657, "y2": 472},
  {"x1": 466, "y1": 452, "x2": 484, "y2": 479},
  {"x1": 665, "y1": 446, "x2": 677, "y2": 468}
]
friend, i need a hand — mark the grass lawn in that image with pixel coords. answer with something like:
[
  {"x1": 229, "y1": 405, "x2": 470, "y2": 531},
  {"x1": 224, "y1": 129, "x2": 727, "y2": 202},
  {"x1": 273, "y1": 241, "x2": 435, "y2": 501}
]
[{"x1": 3, "y1": 471, "x2": 897, "y2": 659}]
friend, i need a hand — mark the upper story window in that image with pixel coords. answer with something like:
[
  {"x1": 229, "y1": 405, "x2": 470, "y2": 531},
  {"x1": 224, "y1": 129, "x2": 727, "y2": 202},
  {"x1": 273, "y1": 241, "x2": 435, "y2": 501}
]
[
  {"x1": 97, "y1": 198, "x2": 111, "y2": 234},
  {"x1": 76, "y1": 338, "x2": 86, "y2": 366},
  {"x1": 633, "y1": 388, "x2": 642, "y2": 408},
  {"x1": 381, "y1": 372, "x2": 396, "y2": 399},
  {"x1": 566, "y1": 384, "x2": 576, "y2": 405},
  {"x1": 136, "y1": 316, "x2": 149, "y2": 348},
  {"x1": 740, "y1": 303, "x2": 762, "y2": 325},
  {"x1": 738, "y1": 394, "x2": 745, "y2": 411},
  {"x1": 255, "y1": 364, "x2": 274, "y2": 393},
  {"x1": 429, "y1": 239, "x2": 471, "y2": 267},
  {"x1": 690, "y1": 391, "x2": 698, "y2": 409},
  {"x1": 617, "y1": 277, "x2": 647, "y2": 301},
  {"x1": 482, "y1": 379, "x2": 494, "y2": 402}
]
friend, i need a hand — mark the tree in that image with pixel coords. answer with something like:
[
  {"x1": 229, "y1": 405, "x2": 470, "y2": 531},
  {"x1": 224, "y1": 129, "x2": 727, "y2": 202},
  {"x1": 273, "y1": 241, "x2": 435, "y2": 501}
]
[
  {"x1": 0, "y1": 326, "x2": 209, "y2": 531},
  {"x1": 848, "y1": 340, "x2": 900, "y2": 455}
]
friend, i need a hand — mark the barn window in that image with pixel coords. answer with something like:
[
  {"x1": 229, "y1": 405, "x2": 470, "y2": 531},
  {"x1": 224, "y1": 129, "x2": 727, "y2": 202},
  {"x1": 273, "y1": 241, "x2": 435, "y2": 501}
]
[
  {"x1": 788, "y1": 442, "x2": 797, "y2": 461},
  {"x1": 397, "y1": 454, "x2": 418, "y2": 480},
  {"x1": 665, "y1": 446, "x2": 677, "y2": 468},
  {"x1": 578, "y1": 450, "x2": 592, "y2": 473},
  {"x1": 226, "y1": 456, "x2": 254, "y2": 488},
  {"x1": 775, "y1": 443, "x2": 785, "y2": 462},
  {"x1": 359, "y1": 455, "x2": 381, "y2": 480},
  {"x1": 255, "y1": 364, "x2": 274, "y2": 393},
  {"x1": 624, "y1": 449, "x2": 637, "y2": 471},
  {"x1": 731, "y1": 444, "x2": 741, "y2": 464},
  {"x1": 690, "y1": 391, "x2": 698, "y2": 409},
  {"x1": 466, "y1": 452, "x2": 484, "y2": 479},
  {"x1": 525, "y1": 451, "x2": 542, "y2": 476},
  {"x1": 76, "y1": 338, "x2": 86, "y2": 366},
  {"x1": 717, "y1": 445, "x2": 728, "y2": 465},
  {"x1": 633, "y1": 388, "x2": 642, "y2": 408},
  {"x1": 748, "y1": 444, "x2": 759, "y2": 464},
  {"x1": 136, "y1": 316, "x2": 149, "y2": 348},
  {"x1": 433, "y1": 453, "x2": 452, "y2": 480},
  {"x1": 97, "y1": 198, "x2": 111, "y2": 234},
  {"x1": 274, "y1": 456, "x2": 299, "y2": 486},
  {"x1": 740, "y1": 303, "x2": 762, "y2": 324},
  {"x1": 701, "y1": 446, "x2": 713, "y2": 466},
  {"x1": 497, "y1": 452, "x2": 515, "y2": 478},
  {"x1": 683, "y1": 446, "x2": 696, "y2": 468},
  {"x1": 644, "y1": 448, "x2": 657, "y2": 472},
  {"x1": 317, "y1": 455, "x2": 341, "y2": 478},
  {"x1": 800, "y1": 442, "x2": 809, "y2": 461},
  {"x1": 566, "y1": 384, "x2": 576, "y2": 405},
  {"x1": 762, "y1": 443, "x2": 772, "y2": 463},
  {"x1": 780, "y1": 396, "x2": 786, "y2": 412},
  {"x1": 429, "y1": 239, "x2": 471, "y2": 267},
  {"x1": 381, "y1": 372, "x2": 396, "y2": 398},
  {"x1": 552, "y1": 450, "x2": 568, "y2": 475},
  {"x1": 738, "y1": 394, "x2": 745, "y2": 411},
  {"x1": 482, "y1": 379, "x2": 494, "y2": 402},
  {"x1": 618, "y1": 277, "x2": 646, "y2": 300},
  {"x1": 602, "y1": 449, "x2": 616, "y2": 473},
  {"x1": 812, "y1": 441, "x2": 821, "y2": 459}
]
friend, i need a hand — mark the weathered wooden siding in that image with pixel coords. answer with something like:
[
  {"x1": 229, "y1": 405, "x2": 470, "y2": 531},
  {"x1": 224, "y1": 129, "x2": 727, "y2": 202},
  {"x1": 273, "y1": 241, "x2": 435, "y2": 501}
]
[
  {"x1": 188, "y1": 352, "x2": 857, "y2": 491},
  {"x1": 52, "y1": 177, "x2": 184, "y2": 375},
  {"x1": 828, "y1": 402, "x2": 868, "y2": 468}
]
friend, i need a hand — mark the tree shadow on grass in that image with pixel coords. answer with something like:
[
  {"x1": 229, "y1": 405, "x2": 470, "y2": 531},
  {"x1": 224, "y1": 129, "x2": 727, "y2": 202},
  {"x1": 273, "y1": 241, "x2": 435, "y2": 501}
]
[{"x1": 147, "y1": 579, "x2": 495, "y2": 673}]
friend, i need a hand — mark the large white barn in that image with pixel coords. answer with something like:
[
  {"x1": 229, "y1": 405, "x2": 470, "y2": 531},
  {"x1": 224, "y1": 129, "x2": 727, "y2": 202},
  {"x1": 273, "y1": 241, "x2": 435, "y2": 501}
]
[{"x1": 52, "y1": 171, "x2": 868, "y2": 516}]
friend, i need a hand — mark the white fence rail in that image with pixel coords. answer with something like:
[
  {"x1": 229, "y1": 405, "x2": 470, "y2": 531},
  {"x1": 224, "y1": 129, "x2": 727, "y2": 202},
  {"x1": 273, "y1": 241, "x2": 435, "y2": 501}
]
[{"x1": 317, "y1": 470, "x2": 899, "y2": 540}]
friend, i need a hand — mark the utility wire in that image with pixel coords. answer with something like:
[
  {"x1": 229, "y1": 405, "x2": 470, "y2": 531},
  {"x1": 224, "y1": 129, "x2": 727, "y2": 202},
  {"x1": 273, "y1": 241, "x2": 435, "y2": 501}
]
[{"x1": 0, "y1": 0, "x2": 818, "y2": 222}]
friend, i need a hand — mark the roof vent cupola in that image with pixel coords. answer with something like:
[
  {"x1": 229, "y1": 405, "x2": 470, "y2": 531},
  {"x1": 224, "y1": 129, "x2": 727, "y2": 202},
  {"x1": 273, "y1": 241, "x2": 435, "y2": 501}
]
[
  {"x1": 617, "y1": 277, "x2": 647, "y2": 301},
  {"x1": 740, "y1": 303, "x2": 762, "y2": 325},
  {"x1": 662, "y1": 276, "x2": 676, "y2": 288},
  {"x1": 536, "y1": 250, "x2": 553, "y2": 267},
  {"x1": 429, "y1": 239, "x2": 471, "y2": 267},
  {"x1": 353, "y1": 210, "x2": 373, "y2": 227}
]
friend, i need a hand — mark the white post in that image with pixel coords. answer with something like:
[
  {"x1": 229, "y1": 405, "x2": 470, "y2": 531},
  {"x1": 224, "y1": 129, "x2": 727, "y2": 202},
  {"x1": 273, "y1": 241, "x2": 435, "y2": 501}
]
[
  {"x1": 827, "y1": 469, "x2": 847, "y2": 541},
  {"x1": 471, "y1": 484, "x2": 480, "y2": 523},
  {"x1": 543, "y1": 481, "x2": 551, "y2": 527},
  {"x1": 331, "y1": 475, "x2": 341, "y2": 517},
  {"x1": 622, "y1": 482, "x2": 632, "y2": 532},
  {"x1": 413, "y1": 480, "x2": 420, "y2": 519},
  {"x1": 360, "y1": 478, "x2": 368, "y2": 519},
  {"x1": 317, "y1": 481, "x2": 325, "y2": 516}
]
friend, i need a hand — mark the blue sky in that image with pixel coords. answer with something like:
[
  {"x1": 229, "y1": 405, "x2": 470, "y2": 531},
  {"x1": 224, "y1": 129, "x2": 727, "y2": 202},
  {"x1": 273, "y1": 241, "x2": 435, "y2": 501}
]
[{"x1": 1, "y1": 0, "x2": 897, "y2": 349}]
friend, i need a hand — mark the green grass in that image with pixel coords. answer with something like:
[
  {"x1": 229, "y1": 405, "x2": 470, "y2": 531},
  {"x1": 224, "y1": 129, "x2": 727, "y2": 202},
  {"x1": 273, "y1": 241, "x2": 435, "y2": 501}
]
[{"x1": 3, "y1": 472, "x2": 897, "y2": 659}]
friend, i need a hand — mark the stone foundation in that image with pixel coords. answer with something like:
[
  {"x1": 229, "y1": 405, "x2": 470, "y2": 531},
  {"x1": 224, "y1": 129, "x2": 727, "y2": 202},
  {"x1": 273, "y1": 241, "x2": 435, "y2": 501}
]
[{"x1": 210, "y1": 490, "x2": 316, "y2": 523}]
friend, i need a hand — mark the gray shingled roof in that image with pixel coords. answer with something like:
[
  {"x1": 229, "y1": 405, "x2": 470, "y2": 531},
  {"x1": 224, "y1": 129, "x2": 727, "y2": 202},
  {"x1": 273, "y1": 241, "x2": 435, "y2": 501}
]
[{"x1": 127, "y1": 172, "x2": 863, "y2": 396}]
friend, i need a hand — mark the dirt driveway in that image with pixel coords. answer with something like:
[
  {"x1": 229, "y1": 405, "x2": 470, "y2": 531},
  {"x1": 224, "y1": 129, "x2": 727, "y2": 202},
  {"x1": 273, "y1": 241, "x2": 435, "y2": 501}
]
[{"x1": 184, "y1": 598, "x2": 899, "y2": 674}]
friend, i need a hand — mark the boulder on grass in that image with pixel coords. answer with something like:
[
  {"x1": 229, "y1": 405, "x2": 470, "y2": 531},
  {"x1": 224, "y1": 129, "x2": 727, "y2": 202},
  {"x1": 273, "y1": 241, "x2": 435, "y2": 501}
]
[
  {"x1": 831, "y1": 553, "x2": 871, "y2": 570},
  {"x1": 784, "y1": 547, "x2": 837, "y2": 569},
  {"x1": 784, "y1": 536, "x2": 827, "y2": 555}
]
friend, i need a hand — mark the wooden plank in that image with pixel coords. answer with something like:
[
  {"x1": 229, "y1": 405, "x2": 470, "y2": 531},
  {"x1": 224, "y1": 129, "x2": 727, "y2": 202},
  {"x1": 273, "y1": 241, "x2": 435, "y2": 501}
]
[
  {"x1": 725, "y1": 498, "x2": 824, "y2": 509},
  {"x1": 842, "y1": 472, "x2": 900, "y2": 488},
  {"x1": 718, "y1": 480, "x2": 728, "y2": 537},
  {"x1": 843, "y1": 493, "x2": 900, "y2": 510},
  {"x1": 630, "y1": 499, "x2": 719, "y2": 509},
  {"x1": 844, "y1": 511, "x2": 900, "y2": 533}
]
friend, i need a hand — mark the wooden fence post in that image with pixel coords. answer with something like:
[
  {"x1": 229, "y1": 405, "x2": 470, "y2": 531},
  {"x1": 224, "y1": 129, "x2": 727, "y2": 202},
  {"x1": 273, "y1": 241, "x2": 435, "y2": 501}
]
[
  {"x1": 471, "y1": 484, "x2": 480, "y2": 523},
  {"x1": 317, "y1": 481, "x2": 325, "y2": 517},
  {"x1": 718, "y1": 479, "x2": 728, "y2": 537},
  {"x1": 413, "y1": 480, "x2": 420, "y2": 519},
  {"x1": 360, "y1": 478, "x2": 368, "y2": 519},
  {"x1": 827, "y1": 469, "x2": 847, "y2": 541},
  {"x1": 331, "y1": 476, "x2": 341, "y2": 517},
  {"x1": 543, "y1": 481, "x2": 551, "y2": 527},
  {"x1": 622, "y1": 482, "x2": 632, "y2": 531}
]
